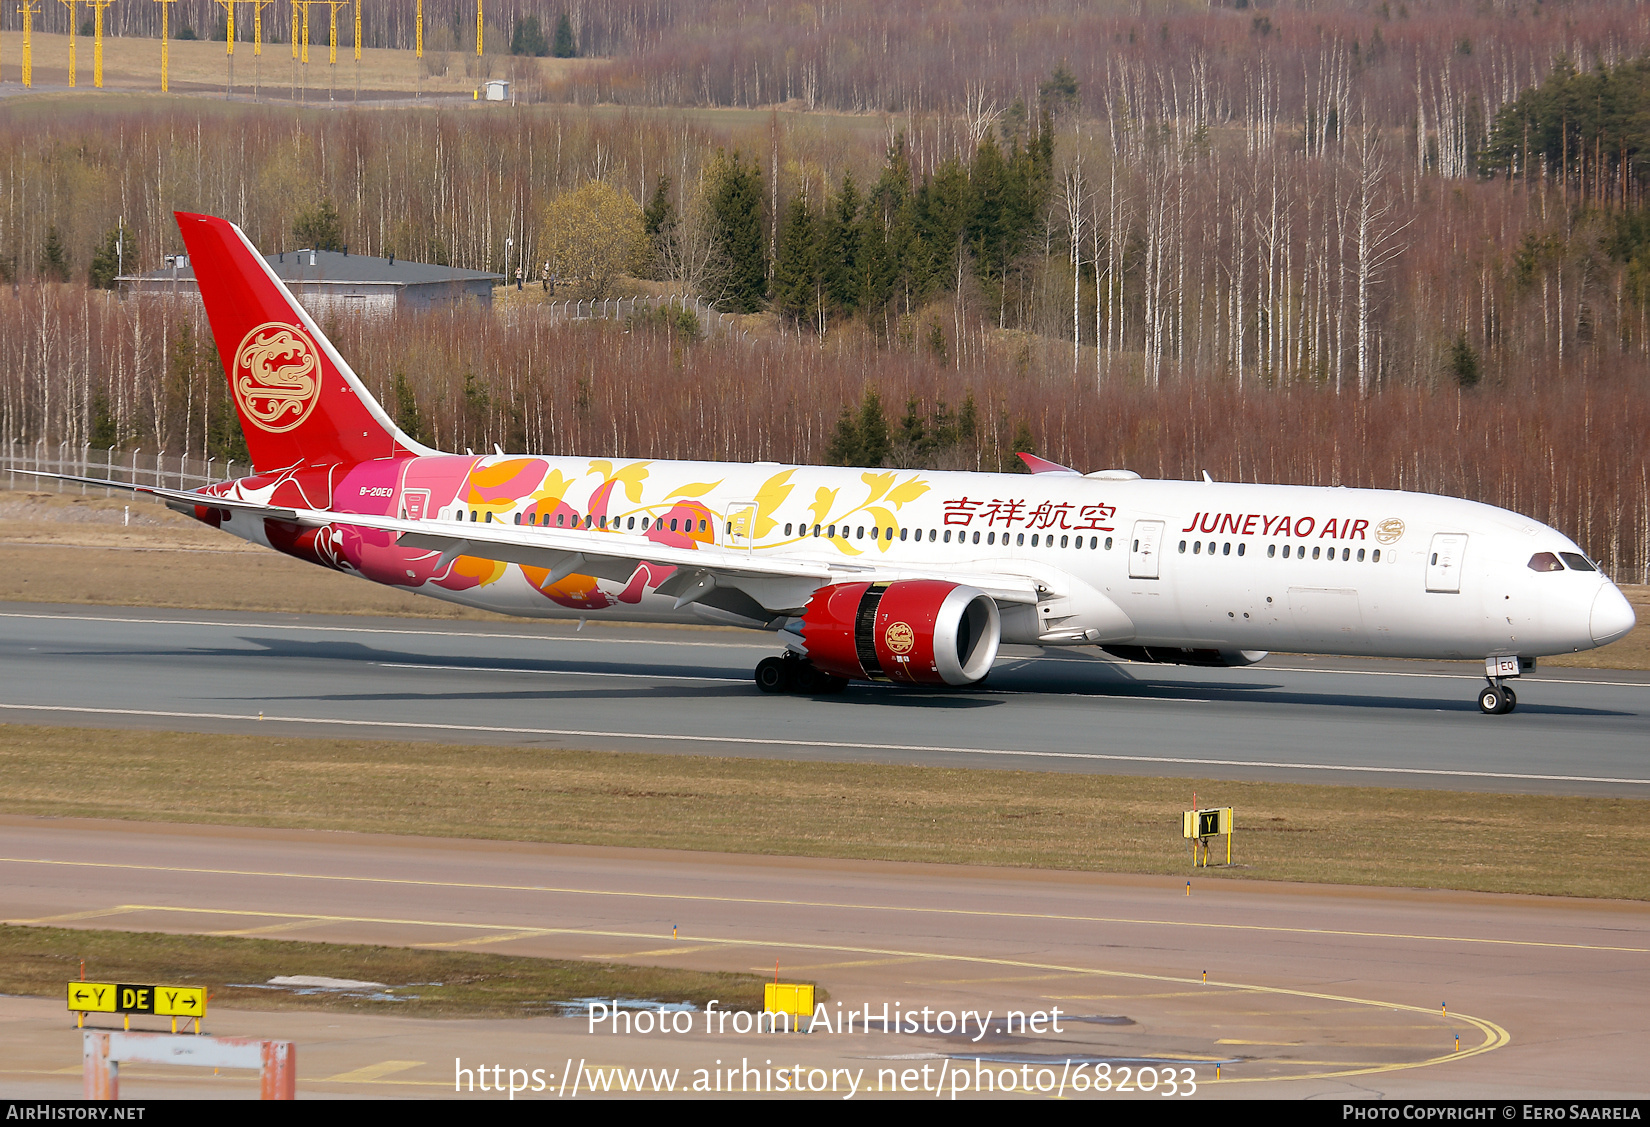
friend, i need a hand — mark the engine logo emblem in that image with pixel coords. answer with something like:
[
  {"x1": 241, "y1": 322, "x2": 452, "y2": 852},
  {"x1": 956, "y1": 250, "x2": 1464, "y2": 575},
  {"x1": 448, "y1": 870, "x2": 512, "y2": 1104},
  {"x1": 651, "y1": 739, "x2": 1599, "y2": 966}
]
[
  {"x1": 232, "y1": 322, "x2": 322, "y2": 433},
  {"x1": 1374, "y1": 518, "x2": 1406, "y2": 545},
  {"x1": 884, "y1": 621, "x2": 915, "y2": 655}
]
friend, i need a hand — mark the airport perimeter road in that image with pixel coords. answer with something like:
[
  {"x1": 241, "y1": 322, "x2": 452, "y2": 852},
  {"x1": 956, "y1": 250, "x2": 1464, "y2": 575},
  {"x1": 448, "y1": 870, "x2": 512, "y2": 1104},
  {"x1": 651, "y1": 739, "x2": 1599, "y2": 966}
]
[
  {"x1": 0, "y1": 603, "x2": 1646, "y2": 796},
  {"x1": 2, "y1": 817, "x2": 1647, "y2": 1099}
]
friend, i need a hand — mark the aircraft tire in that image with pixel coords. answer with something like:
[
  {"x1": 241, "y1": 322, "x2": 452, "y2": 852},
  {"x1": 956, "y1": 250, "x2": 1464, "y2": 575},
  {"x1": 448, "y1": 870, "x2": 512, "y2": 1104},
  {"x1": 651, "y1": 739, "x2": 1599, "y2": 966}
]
[
  {"x1": 1501, "y1": 687, "x2": 1517, "y2": 713},
  {"x1": 1478, "y1": 686, "x2": 1505, "y2": 715},
  {"x1": 755, "y1": 656, "x2": 792, "y2": 694}
]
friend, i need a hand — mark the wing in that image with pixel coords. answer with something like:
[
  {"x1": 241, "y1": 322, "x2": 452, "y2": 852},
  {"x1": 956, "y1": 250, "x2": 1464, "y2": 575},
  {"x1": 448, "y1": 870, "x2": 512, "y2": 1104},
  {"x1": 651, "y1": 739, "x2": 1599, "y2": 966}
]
[{"x1": 15, "y1": 470, "x2": 1041, "y2": 614}]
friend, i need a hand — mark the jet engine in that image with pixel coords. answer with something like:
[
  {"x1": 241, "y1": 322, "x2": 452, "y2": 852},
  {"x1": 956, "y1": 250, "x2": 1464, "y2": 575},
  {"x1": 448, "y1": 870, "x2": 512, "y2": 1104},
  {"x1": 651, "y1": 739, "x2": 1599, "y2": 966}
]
[
  {"x1": 1101, "y1": 645, "x2": 1269, "y2": 667},
  {"x1": 799, "y1": 580, "x2": 1001, "y2": 686}
]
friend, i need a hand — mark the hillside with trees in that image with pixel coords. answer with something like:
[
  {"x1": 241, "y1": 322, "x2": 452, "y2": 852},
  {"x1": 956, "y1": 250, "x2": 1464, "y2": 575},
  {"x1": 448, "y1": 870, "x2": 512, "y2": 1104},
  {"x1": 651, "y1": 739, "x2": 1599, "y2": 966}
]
[{"x1": 0, "y1": 2, "x2": 1647, "y2": 578}]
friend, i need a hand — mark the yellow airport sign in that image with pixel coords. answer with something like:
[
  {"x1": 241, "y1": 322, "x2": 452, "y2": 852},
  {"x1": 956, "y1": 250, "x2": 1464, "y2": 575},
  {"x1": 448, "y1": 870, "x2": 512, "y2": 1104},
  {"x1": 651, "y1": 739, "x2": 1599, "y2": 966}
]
[
  {"x1": 67, "y1": 982, "x2": 205, "y2": 1017},
  {"x1": 66, "y1": 982, "x2": 117, "y2": 1013}
]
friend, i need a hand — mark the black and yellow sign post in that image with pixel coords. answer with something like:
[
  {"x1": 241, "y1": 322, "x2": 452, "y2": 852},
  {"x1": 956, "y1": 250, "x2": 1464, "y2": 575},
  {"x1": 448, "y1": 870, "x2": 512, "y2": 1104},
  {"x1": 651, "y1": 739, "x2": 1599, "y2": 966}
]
[
  {"x1": 68, "y1": 982, "x2": 207, "y2": 1034},
  {"x1": 1182, "y1": 807, "x2": 1234, "y2": 867}
]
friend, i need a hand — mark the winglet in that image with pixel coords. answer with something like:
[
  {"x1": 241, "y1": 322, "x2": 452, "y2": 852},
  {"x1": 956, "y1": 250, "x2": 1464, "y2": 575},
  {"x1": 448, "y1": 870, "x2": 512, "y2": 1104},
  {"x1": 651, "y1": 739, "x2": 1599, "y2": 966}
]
[{"x1": 1018, "y1": 453, "x2": 1081, "y2": 475}]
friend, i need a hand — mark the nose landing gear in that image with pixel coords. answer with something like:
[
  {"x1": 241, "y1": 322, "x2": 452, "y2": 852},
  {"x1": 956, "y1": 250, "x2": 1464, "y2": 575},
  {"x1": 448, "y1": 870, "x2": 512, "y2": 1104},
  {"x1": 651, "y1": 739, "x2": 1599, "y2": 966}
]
[
  {"x1": 1478, "y1": 655, "x2": 1522, "y2": 714},
  {"x1": 1478, "y1": 682, "x2": 1517, "y2": 714},
  {"x1": 755, "y1": 652, "x2": 848, "y2": 695}
]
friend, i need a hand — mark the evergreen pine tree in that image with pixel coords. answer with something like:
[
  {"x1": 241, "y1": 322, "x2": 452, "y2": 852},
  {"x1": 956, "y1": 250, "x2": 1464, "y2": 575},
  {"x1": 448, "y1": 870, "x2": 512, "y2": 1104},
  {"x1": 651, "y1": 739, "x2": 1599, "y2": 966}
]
[
  {"x1": 1003, "y1": 418, "x2": 1037, "y2": 472},
  {"x1": 551, "y1": 13, "x2": 577, "y2": 58},
  {"x1": 511, "y1": 15, "x2": 549, "y2": 56},
  {"x1": 771, "y1": 194, "x2": 820, "y2": 324},
  {"x1": 707, "y1": 150, "x2": 768, "y2": 313},
  {"x1": 825, "y1": 405, "x2": 861, "y2": 466},
  {"x1": 393, "y1": 371, "x2": 433, "y2": 446},
  {"x1": 88, "y1": 227, "x2": 133, "y2": 290},
  {"x1": 856, "y1": 389, "x2": 891, "y2": 466},
  {"x1": 41, "y1": 225, "x2": 71, "y2": 283},
  {"x1": 293, "y1": 201, "x2": 345, "y2": 252},
  {"x1": 821, "y1": 172, "x2": 861, "y2": 316}
]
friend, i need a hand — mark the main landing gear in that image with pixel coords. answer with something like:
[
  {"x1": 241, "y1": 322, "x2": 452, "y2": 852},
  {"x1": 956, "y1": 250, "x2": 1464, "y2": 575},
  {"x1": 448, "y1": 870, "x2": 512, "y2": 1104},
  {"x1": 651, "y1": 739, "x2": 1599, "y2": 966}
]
[{"x1": 755, "y1": 653, "x2": 848, "y2": 695}]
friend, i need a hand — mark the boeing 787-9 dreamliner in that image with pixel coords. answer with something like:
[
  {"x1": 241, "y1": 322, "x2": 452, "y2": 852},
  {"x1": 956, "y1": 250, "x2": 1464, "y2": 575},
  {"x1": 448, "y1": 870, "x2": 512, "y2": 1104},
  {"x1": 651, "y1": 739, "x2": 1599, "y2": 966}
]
[{"x1": 35, "y1": 213, "x2": 1636, "y2": 714}]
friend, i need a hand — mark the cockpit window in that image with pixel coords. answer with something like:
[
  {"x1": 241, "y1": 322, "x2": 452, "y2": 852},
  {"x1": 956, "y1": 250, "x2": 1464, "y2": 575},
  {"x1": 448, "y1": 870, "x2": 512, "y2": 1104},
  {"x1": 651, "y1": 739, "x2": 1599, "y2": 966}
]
[
  {"x1": 1560, "y1": 552, "x2": 1598, "y2": 572},
  {"x1": 1527, "y1": 552, "x2": 1565, "y2": 573}
]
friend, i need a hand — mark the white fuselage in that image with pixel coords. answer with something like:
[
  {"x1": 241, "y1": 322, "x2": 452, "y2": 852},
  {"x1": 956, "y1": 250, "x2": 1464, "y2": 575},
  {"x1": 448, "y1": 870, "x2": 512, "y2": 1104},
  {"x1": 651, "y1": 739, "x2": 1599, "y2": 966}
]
[{"x1": 220, "y1": 456, "x2": 1634, "y2": 662}]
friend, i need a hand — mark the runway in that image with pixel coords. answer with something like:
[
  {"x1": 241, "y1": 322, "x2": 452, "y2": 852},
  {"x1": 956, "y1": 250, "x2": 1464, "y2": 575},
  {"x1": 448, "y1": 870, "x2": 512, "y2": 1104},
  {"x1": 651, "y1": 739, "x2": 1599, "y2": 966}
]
[
  {"x1": 2, "y1": 816, "x2": 1645, "y2": 1099},
  {"x1": 0, "y1": 603, "x2": 1645, "y2": 795}
]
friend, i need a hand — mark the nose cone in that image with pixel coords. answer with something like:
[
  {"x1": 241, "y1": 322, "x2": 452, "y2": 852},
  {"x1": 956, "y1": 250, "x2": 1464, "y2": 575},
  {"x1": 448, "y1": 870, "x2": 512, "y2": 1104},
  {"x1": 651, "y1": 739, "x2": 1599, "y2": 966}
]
[{"x1": 1591, "y1": 584, "x2": 1637, "y2": 647}]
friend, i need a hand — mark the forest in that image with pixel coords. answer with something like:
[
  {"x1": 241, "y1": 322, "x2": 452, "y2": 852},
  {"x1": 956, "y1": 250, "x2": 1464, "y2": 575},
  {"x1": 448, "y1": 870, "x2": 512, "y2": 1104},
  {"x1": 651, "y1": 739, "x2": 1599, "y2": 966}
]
[{"x1": 0, "y1": 0, "x2": 1647, "y2": 579}]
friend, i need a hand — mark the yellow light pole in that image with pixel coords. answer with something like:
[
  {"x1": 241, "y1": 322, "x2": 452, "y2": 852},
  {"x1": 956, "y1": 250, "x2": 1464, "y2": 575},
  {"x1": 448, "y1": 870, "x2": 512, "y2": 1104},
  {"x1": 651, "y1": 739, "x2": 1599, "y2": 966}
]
[
  {"x1": 320, "y1": 0, "x2": 348, "y2": 100},
  {"x1": 475, "y1": 0, "x2": 481, "y2": 56},
  {"x1": 247, "y1": 0, "x2": 271, "y2": 99},
  {"x1": 212, "y1": 0, "x2": 235, "y2": 95},
  {"x1": 415, "y1": 0, "x2": 421, "y2": 58},
  {"x1": 17, "y1": 0, "x2": 40, "y2": 88},
  {"x1": 58, "y1": 0, "x2": 76, "y2": 87},
  {"x1": 84, "y1": 0, "x2": 116, "y2": 88},
  {"x1": 154, "y1": 0, "x2": 178, "y2": 91}
]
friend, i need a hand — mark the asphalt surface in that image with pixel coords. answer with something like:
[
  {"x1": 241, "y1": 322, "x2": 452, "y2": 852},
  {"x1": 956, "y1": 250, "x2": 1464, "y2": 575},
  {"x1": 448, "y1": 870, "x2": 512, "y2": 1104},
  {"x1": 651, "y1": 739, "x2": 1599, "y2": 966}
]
[
  {"x1": 2, "y1": 817, "x2": 1646, "y2": 1099},
  {"x1": 0, "y1": 603, "x2": 1645, "y2": 795}
]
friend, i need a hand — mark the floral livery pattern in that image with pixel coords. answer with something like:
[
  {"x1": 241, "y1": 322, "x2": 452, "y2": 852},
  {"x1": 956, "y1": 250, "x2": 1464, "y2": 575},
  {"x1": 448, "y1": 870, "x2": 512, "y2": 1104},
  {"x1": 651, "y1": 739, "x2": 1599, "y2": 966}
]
[{"x1": 197, "y1": 457, "x2": 933, "y2": 615}]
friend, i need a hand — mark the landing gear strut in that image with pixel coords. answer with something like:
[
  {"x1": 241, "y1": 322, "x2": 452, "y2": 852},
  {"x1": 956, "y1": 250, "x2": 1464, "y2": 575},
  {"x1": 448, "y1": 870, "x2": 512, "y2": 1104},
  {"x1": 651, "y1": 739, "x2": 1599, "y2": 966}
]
[
  {"x1": 755, "y1": 653, "x2": 847, "y2": 695},
  {"x1": 1478, "y1": 656, "x2": 1522, "y2": 715}
]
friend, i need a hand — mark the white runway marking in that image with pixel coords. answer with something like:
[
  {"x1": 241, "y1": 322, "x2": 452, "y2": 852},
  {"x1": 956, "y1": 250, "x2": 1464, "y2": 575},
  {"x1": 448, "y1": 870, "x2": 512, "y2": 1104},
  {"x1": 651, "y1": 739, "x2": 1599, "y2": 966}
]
[
  {"x1": 2, "y1": 701, "x2": 1647, "y2": 787},
  {"x1": 376, "y1": 661, "x2": 745, "y2": 683}
]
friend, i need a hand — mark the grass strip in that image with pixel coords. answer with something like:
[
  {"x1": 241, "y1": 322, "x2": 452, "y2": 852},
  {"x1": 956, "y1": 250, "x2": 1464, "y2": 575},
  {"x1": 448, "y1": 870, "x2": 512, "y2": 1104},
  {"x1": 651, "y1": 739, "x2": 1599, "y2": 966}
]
[
  {"x1": 0, "y1": 924, "x2": 769, "y2": 1018},
  {"x1": 1, "y1": 724, "x2": 1645, "y2": 899}
]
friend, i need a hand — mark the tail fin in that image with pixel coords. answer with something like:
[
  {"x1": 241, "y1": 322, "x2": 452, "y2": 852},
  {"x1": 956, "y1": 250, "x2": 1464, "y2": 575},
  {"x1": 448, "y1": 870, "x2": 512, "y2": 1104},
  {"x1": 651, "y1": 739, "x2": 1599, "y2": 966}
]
[{"x1": 174, "y1": 211, "x2": 432, "y2": 472}]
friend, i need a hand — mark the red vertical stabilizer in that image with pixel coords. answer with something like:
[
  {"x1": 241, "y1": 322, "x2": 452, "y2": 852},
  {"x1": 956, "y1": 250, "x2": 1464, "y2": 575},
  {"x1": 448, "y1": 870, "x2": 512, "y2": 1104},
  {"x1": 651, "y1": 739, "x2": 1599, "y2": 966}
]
[{"x1": 174, "y1": 211, "x2": 426, "y2": 473}]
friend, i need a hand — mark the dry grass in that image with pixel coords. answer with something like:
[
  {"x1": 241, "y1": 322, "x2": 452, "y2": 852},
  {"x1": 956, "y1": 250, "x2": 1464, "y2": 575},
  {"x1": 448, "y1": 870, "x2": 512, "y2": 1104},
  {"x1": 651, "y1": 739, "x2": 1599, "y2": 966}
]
[
  {"x1": 2, "y1": 724, "x2": 1646, "y2": 900},
  {"x1": 7, "y1": 31, "x2": 598, "y2": 100},
  {"x1": 0, "y1": 924, "x2": 770, "y2": 1018}
]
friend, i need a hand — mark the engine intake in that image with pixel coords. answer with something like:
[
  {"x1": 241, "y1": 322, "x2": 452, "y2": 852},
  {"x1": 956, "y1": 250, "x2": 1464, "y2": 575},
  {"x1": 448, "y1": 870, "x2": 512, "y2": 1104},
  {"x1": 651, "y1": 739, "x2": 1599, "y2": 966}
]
[{"x1": 800, "y1": 580, "x2": 1001, "y2": 686}]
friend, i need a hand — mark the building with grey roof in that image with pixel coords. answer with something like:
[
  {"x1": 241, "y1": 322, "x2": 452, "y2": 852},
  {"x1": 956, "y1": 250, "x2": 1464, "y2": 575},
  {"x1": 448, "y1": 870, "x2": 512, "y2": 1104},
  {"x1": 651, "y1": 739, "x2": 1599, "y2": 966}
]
[{"x1": 117, "y1": 248, "x2": 505, "y2": 315}]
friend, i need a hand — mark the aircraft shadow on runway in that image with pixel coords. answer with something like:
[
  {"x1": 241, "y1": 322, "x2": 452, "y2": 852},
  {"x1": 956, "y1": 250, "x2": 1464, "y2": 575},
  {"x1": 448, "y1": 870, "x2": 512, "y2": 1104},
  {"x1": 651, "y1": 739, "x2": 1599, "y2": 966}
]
[{"x1": 58, "y1": 635, "x2": 1633, "y2": 717}]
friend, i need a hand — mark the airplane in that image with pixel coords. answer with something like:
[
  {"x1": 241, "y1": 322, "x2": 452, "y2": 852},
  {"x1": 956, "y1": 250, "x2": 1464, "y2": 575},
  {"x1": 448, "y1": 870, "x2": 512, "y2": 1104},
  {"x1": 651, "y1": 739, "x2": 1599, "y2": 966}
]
[{"x1": 28, "y1": 212, "x2": 1638, "y2": 714}]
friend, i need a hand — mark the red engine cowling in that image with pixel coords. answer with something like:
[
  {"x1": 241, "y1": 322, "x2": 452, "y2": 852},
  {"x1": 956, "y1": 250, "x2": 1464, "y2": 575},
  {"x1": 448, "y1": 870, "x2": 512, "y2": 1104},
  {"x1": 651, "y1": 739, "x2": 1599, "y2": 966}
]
[{"x1": 799, "y1": 580, "x2": 1001, "y2": 686}]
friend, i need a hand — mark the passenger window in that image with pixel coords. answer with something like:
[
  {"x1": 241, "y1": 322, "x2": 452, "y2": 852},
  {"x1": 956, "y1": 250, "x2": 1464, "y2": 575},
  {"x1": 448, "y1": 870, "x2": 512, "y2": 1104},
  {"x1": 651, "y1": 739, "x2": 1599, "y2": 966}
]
[
  {"x1": 1268, "y1": 544, "x2": 1276, "y2": 557},
  {"x1": 1560, "y1": 552, "x2": 1597, "y2": 572},
  {"x1": 513, "y1": 513, "x2": 520, "y2": 525},
  {"x1": 1029, "y1": 534, "x2": 1037, "y2": 547},
  {"x1": 699, "y1": 520, "x2": 707, "y2": 532},
  {"x1": 1104, "y1": 536, "x2": 1112, "y2": 550},
  {"x1": 642, "y1": 517, "x2": 650, "y2": 530},
  {"x1": 929, "y1": 529, "x2": 937, "y2": 542},
  {"x1": 972, "y1": 531, "x2": 981, "y2": 545},
  {"x1": 1061, "y1": 535, "x2": 1069, "y2": 548},
  {"x1": 988, "y1": 531, "x2": 996, "y2": 545},
  {"x1": 1357, "y1": 548, "x2": 1366, "y2": 562},
  {"x1": 1092, "y1": 536, "x2": 1100, "y2": 549},
  {"x1": 556, "y1": 513, "x2": 565, "y2": 527},
  {"x1": 1017, "y1": 533, "x2": 1025, "y2": 547},
  {"x1": 1237, "y1": 543, "x2": 1245, "y2": 556},
  {"x1": 944, "y1": 530, "x2": 951, "y2": 543},
  {"x1": 1313, "y1": 546, "x2": 1321, "y2": 559},
  {"x1": 828, "y1": 524, "x2": 836, "y2": 537},
  {"x1": 1372, "y1": 550, "x2": 1381, "y2": 562},
  {"x1": 627, "y1": 516, "x2": 635, "y2": 529},
  {"x1": 900, "y1": 528, "x2": 908, "y2": 541},
  {"x1": 670, "y1": 518, "x2": 679, "y2": 532},
  {"x1": 1179, "y1": 540, "x2": 1188, "y2": 554},
  {"x1": 1222, "y1": 542, "x2": 1230, "y2": 556},
  {"x1": 1193, "y1": 541, "x2": 1201, "y2": 554},
  {"x1": 785, "y1": 523, "x2": 793, "y2": 537},
  {"x1": 1208, "y1": 542, "x2": 1216, "y2": 555},
  {"x1": 1342, "y1": 548, "x2": 1350, "y2": 561}
]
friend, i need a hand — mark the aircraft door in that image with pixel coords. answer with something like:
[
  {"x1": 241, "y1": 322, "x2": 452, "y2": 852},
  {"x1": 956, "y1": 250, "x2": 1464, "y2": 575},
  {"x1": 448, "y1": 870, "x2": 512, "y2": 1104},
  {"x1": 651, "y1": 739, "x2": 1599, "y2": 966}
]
[
  {"x1": 1426, "y1": 533, "x2": 1467, "y2": 593},
  {"x1": 725, "y1": 502, "x2": 758, "y2": 555},
  {"x1": 401, "y1": 489, "x2": 430, "y2": 520},
  {"x1": 1129, "y1": 520, "x2": 1165, "y2": 579}
]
